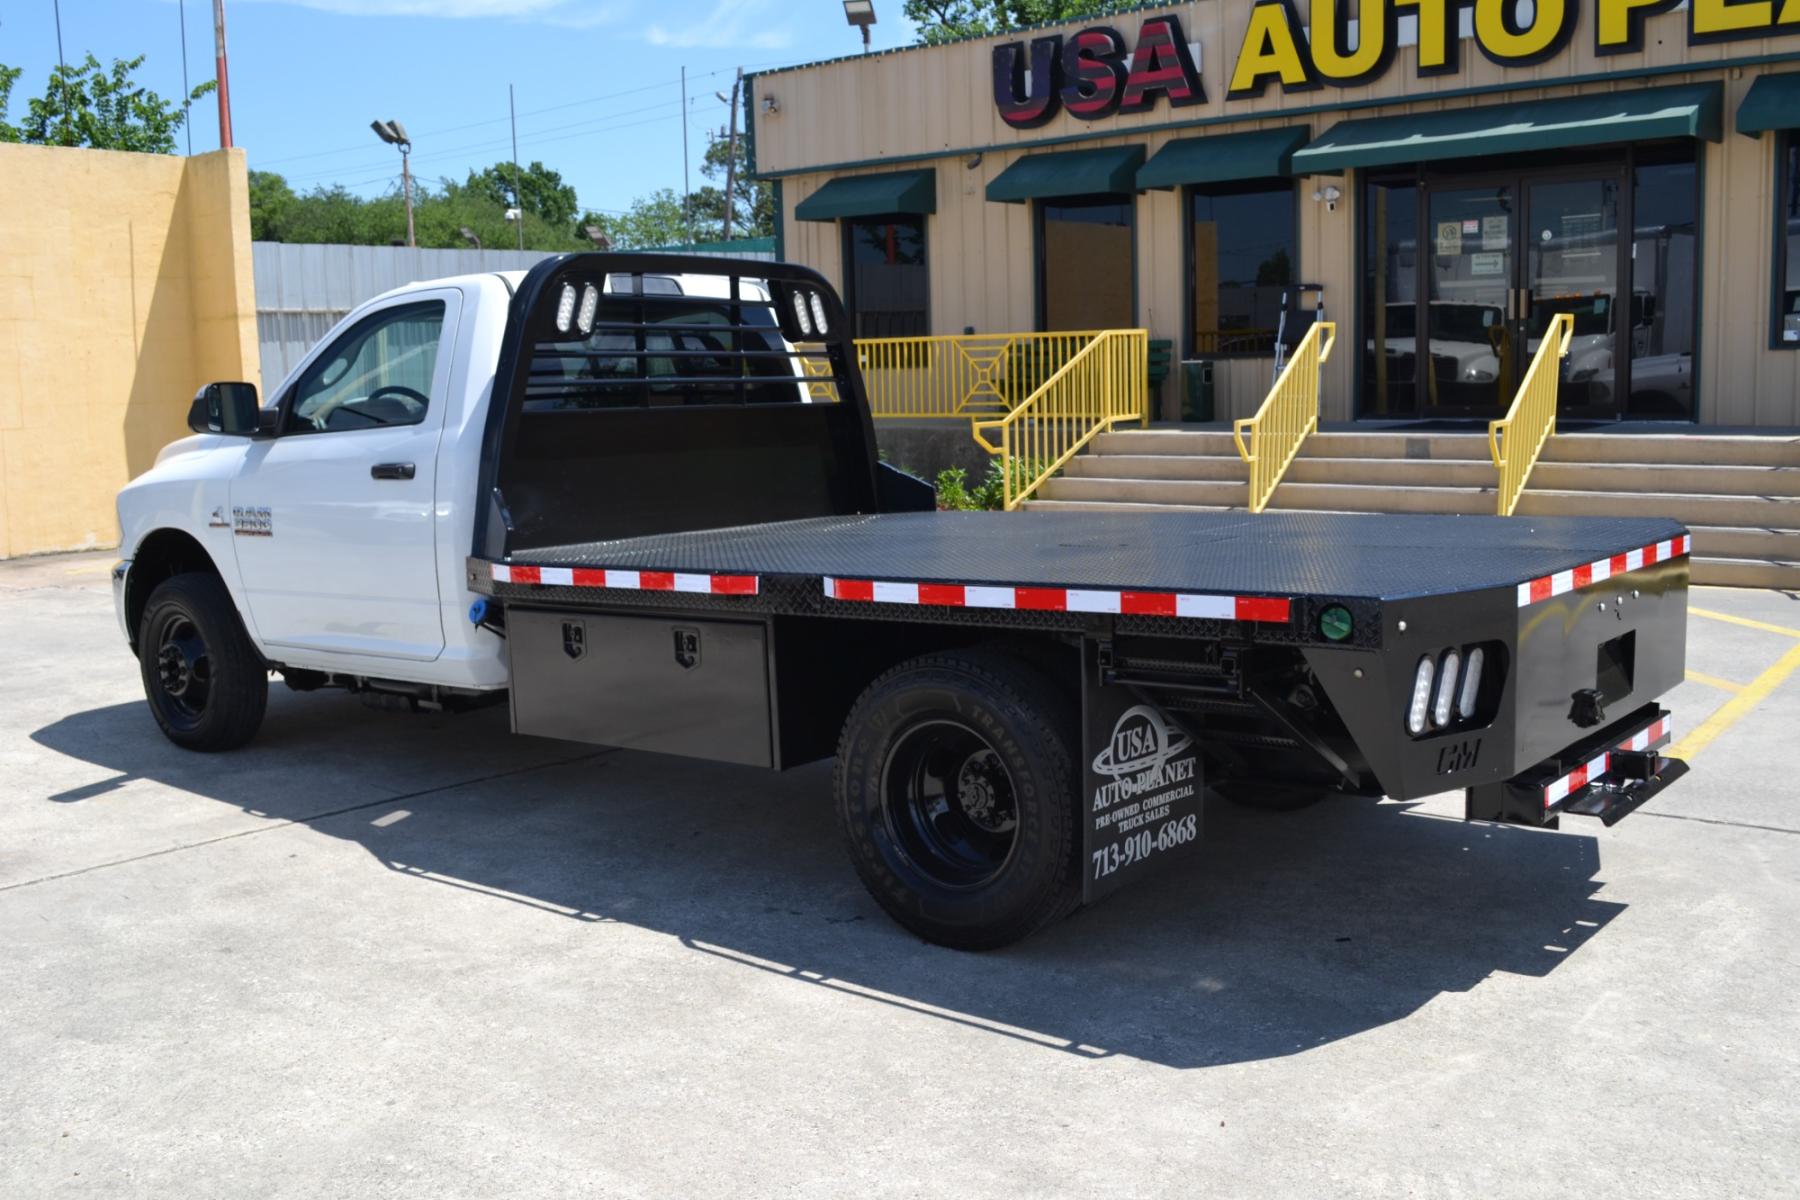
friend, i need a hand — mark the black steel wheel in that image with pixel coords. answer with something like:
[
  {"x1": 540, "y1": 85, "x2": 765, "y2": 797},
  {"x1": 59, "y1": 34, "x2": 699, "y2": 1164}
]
[
  {"x1": 836, "y1": 648, "x2": 1080, "y2": 950},
  {"x1": 137, "y1": 572, "x2": 268, "y2": 751}
]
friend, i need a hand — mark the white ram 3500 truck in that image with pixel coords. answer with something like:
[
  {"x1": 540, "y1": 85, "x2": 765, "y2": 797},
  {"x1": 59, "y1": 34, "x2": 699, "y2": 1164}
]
[{"x1": 113, "y1": 253, "x2": 1690, "y2": 949}]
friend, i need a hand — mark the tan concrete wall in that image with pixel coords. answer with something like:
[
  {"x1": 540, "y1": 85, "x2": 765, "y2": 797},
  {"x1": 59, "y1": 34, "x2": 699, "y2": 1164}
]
[
  {"x1": 0, "y1": 145, "x2": 258, "y2": 558},
  {"x1": 761, "y1": 4, "x2": 1800, "y2": 426}
]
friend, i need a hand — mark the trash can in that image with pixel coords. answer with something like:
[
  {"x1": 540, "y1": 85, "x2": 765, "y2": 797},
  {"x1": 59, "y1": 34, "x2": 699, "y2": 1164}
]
[{"x1": 1181, "y1": 359, "x2": 1215, "y2": 422}]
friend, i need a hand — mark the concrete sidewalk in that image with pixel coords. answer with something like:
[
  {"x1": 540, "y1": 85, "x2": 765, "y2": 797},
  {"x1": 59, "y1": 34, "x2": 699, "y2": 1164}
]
[{"x1": 2, "y1": 556, "x2": 1796, "y2": 1198}]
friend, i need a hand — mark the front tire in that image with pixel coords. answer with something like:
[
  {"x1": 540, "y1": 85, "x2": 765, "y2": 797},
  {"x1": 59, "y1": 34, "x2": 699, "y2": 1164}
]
[
  {"x1": 137, "y1": 572, "x2": 268, "y2": 751},
  {"x1": 835, "y1": 648, "x2": 1081, "y2": 950}
]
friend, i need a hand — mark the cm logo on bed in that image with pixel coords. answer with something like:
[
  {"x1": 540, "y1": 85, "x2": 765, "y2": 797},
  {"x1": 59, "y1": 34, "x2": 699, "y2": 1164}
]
[{"x1": 1090, "y1": 704, "x2": 1196, "y2": 811}]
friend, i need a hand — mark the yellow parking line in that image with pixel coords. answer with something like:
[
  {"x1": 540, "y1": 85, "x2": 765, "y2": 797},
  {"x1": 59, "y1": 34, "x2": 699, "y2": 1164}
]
[
  {"x1": 1684, "y1": 669, "x2": 1744, "y2": 693},
  {"x1": 1690, "y1": 607, "x2": 1800, "y2": 641},
  {"x1": 1669, "y1": 641, "x2": 1800, "y2": 762}
]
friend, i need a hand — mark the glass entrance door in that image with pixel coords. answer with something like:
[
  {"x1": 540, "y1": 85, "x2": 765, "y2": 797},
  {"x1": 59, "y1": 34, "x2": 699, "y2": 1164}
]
[
  {"x1": 1525, "y1": 177, "x2": 1622, "y2": 421},
  {"x1": 1363, "y1": 167, "x2": 1636, "y2": 422},
  {"x1": 1424, "y1": 186, "x2": 1515, "y2": 416}
]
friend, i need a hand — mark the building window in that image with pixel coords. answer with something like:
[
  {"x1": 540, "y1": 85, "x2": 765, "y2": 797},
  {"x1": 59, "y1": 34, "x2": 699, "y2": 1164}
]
[
  {"x1": 842, "y1": 215, "x2": 928, "y2": 339},
  {"x1": 1778, "y1": 131, "x2": 1800, "y2": 348},
  {"x1": 1188, "y1": 182, "x2": 1297, "y2": 356},
  {"x1": 1037, "y1": 195, "x2": 1134, "y2": 331},
  {"x1": 1628, "y1": 144, "x2": 1699, "y2": 418}
]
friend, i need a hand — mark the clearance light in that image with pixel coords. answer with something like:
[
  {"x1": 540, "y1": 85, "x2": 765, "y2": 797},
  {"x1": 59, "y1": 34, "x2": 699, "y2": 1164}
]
[
  {"x1": 1458, "y1": 647, "x2": 1485, "y2": 719},
  {"x1": 1433, "y1": 649, "x2": 1461, "y2": 728},
  {"x1": 793, "y1": 291, "x2": 814, "y2": 337},
  {"x1": 576, "y1": 283, "x2": 600, "y2": 335},
  {"x1": 809, "y1": 291, "x2": 830, "y2": 335},
  {"x1": 1318, "y1": 604, "x2": 1353, "y2": 642},
  {"x1": 554, "y1": 283, "x2": 577, "y2": 333},
  {"x1": 1408, "y1": 656, "x2": 1435, "y2": 735}
]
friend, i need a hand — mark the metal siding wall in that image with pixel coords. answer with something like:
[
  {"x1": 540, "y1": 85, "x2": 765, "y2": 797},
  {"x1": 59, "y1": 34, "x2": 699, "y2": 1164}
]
[{"x1": 252, "y1": 242, "x2": 776, "y2": 391}]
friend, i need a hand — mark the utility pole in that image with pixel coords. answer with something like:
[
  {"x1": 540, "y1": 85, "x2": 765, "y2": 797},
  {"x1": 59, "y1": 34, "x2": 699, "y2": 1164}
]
[
  {"x1": 212, "y1": 0, "x2": 234, "y2": 149},
  {"x1": 510, "y1": 84, "x2": 525, "y2": 251},
  {"x1": 401, "y1": 145, "x2": 415, "y2": 248},
  {"x1": 721, "y1": 68, "x2": 743, "y2": 244},
  {"x1": 681, "y1": 66, "x2": 694, "y2": 247},
  {"x1": 178, "y1": 0, "x2": 193, "y2": 155}
]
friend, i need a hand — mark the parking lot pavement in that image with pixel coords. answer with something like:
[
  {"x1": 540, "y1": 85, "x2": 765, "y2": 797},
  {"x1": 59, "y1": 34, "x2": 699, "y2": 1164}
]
[{"x1": 2, "y1": 555, "x2": 1796, "y2": 1199}]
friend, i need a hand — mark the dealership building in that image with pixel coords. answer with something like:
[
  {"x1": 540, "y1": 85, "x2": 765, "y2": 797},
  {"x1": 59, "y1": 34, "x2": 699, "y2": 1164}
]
[{"x1": 746, "y1": 0, "x2": 1800, "y2": 427}]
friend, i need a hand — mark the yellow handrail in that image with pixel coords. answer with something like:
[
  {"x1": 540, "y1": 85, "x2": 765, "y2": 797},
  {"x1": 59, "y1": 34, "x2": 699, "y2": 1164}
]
[
  {"x1": 1488, "y1": 312, "x2": 1574, "y2": 517},
  {"x1": 812, "y1": 331, "x2": 1115, "y2": 420},
  {"x1": 969, "y1": 329, "x2": 1149, "y2": 511},
  {"x1": 1232, "y1": 321, "x2": 1336, "y2": 513}
]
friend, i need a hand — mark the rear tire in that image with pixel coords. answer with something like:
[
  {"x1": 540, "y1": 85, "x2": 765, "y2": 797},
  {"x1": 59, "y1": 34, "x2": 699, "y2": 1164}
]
[
  {"x1": 835, "y1": 648, "x2": 1081, "y2": 950},
  {"x1": 137, "y1": 572, "x2": 268, "y2": 751}
]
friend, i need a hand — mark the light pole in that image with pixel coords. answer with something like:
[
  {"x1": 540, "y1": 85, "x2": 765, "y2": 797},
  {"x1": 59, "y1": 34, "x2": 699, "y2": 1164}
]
[
  {"x1": 370, "y1": 119, "x2": 415, "y2": 248},
  {"x1": 843, "y1": 0, "x2": 877, "y2": 52}
]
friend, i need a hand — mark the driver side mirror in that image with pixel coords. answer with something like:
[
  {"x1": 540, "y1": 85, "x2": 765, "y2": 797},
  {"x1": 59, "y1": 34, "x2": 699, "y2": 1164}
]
[{"x1": 187, "y1": 382, "x2": 263, "y2": 436}]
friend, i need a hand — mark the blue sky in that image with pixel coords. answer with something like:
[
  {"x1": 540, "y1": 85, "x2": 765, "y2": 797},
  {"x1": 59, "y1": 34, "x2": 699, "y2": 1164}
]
[{"x1": 1, "y1": 1, "x2": 923, "y2": 218}]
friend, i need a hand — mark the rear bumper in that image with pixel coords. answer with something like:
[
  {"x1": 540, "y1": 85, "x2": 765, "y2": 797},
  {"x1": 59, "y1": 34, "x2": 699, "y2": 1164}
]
[{"x1": 1466, "y1": 704, "x2": 1685, "y2": 829}]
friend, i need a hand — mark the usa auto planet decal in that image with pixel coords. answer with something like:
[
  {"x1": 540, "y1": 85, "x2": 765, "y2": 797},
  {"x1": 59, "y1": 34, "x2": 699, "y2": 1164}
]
[{"x1": 1085, "y1": 701, "x2": 1201, "y2": 899}]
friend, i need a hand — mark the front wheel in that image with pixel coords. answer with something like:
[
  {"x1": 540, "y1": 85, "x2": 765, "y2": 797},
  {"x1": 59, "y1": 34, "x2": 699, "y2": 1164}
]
[
  {"x1": 835, "y1": 649, "x2": 1081, "y2": 950},
  {"x1": 137, "y1": 572, "x2": 268, "y2": 751}
]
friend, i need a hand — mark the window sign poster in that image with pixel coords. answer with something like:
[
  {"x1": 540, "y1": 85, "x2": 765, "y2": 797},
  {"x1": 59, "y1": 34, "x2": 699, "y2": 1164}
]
[
  {"x1": 1482, "y1": 215, "x2": 1509, "y2": 250},
  {"x1": 1436, "y1": 221, "x2": 1463, "y2": 256},
  {"x1": 1471, "y1": 252, "x2": 1505, "y2": 276}
]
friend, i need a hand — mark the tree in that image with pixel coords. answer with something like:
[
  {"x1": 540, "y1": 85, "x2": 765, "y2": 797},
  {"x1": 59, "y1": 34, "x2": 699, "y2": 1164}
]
[
  {"x1": 6, "y1": 54, "x2": 211, "y2": 153},
  {"x1": 464, "y1": 159, "x2": 579, "y2": 229},
  {"x1": 0, "y1": 65, "x2": 21, "y2": 143},
  {"x1": 696, "y1": 135, "x2": 772, "y2": 240},
  {"x1": 584, "y1": 189, "x2": 694, "y2": 251},
  {"x1": 902, "y1": 0, "x2": 1140, "y2": 43},
  {"x1": 248, "y1": 170, "x2": 297, "y2": 241}
]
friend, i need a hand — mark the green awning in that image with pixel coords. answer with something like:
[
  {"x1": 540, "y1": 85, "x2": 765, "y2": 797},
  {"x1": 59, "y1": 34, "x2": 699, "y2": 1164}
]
[
  {"x1": 1137, "y1": 127, "x2": 1310, "y2": 189},
  {"x1": 1291, "y1": 83, "x2": 1723, "y2": 174},
  {"x1": 986, "y1": 145, "x2": 1146, "y2": 204},
  {"x1": 793, "y1": 169, "x2": 936, "y2": 222},
  {"x1": 1737, "y1": 72, "x2": 1800, "y2": 138}
]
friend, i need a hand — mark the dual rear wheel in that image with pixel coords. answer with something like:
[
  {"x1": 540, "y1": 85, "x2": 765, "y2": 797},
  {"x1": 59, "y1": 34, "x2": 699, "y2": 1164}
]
[{"x1": 834, "y1": 650, "x2": 1083, "y2": 951}]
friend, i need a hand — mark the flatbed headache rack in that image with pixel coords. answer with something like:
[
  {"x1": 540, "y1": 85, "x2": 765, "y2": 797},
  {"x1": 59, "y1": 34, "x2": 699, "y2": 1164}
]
[{"x1": 461, "y1": 253, "x2": 1691, "y2": 946}]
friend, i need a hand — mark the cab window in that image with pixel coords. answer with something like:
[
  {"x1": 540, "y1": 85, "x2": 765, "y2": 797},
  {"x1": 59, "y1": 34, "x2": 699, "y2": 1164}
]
[{"x1": 288, "y1": 301, "x2": 446, "y2": 432}]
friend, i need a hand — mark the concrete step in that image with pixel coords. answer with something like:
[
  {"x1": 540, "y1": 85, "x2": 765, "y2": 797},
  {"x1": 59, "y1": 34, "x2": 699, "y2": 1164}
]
[
  {"x1": 1090, "y1": 428, "x2": 1799, "y2": 469},
  {"x1": 1690, "y1": 557, "x2": 1800, "y2": 590},
  {"x1": 1040, "y1": 475, "x2": 1495, "y2": 515},
  {"x1": 1065, "y1": 454, "x2": 1496, "y2": 489},
  {"x1": 1062, "y1": 455, "x2": 1248, "y2": 483},
  {"x1": 1514, "y1": 489, "x2": 1800, "y2": 529},
  {"x1": 1686, "y1": 525, "x2": 1800, "y2": 562},
  {"x1": 1543, "y1": 434, "x2": 1800, "y2": 468},
  {"x1": 1529, "y1": 460, "x2": 1800, "y2": 497}
]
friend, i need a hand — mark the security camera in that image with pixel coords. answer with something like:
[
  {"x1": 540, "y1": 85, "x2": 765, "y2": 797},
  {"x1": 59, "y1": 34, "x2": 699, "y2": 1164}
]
[{"x1": 1312, "y1": 185, "x2": 1343, "y2": 213}]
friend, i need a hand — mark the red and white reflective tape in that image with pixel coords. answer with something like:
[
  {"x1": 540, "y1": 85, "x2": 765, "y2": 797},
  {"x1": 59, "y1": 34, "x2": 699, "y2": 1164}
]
[
  {"x1": 821, "y1": 577, "x2": 1292, "y2": 623},
  {"x1": 1516, "y1": 535, "x2": 1690, "y2": 608},
  {"x1": 1543, "y1": 715, "x2": 1675, "y2": 808},
  {"x1": 489, "y1": 563, "x2": 758, "y2": 596},
  {"x1": 1617, "y1": 714, "x2": 1673, "y2": 754}
]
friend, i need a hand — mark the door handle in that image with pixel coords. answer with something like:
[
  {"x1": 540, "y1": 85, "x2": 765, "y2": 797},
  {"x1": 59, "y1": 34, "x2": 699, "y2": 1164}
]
[{"x1": 371, "y1": 462, "x2": 416, "y2": 480}]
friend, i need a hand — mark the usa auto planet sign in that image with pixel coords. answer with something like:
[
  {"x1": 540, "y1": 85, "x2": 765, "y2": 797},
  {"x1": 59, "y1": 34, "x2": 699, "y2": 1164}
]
[{"x1": 1083, "y1": 693, "x2": 1203, "y2": 903}]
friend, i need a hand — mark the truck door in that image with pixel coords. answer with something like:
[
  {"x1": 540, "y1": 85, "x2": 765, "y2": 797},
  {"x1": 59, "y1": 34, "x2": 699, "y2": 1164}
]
[{"x1": 230, "y1": 290, "x2": 461, "y2": 662}]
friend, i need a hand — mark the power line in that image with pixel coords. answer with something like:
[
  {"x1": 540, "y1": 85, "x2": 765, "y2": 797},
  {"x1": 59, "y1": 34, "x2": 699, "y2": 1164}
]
[{"x1": 254, "y1": 60, "x2": 770, "y2": 170}]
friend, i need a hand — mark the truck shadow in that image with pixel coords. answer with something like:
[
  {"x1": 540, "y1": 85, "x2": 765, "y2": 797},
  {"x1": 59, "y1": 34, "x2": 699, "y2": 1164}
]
[{"x1": 32, "y1": 692, "x2": 1623, "y2": 1071}]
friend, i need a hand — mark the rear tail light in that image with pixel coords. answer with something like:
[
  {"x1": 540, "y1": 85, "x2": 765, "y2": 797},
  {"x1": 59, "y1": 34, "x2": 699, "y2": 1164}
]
[
  {"x1": 1458, "y1": 647, "x2": 1485, "y2": 718},
  {"x1": 1408, "y1": 656, "x2": 1435, "y2": 735},
  {"x1": 1433, "y1": 650, "x2": 1461, "y2": 728}
]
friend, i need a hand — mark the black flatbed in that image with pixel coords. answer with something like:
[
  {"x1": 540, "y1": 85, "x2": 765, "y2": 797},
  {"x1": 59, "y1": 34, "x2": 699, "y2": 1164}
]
[{"x1": 483, "y1": 510, "x2": 1688, "y2": 602}]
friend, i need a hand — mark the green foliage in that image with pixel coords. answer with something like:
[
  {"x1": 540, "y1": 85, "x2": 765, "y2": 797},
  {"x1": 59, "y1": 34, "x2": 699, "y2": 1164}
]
[
  {"x1": 247, "y1": 169, "x2": 595, "y2": 251},
  {"x1": 902, "y1": 0, "x2": 1143, "y2": 44},
  {"x1": 935, "y1": 458, "x2": 1054, "y2": 510},
  {"x1": 583, "y1": 188, "x2": 693, "y2": 250},
  {"x1": 0, "y1": 65, "x2": 20, "y2": 143},
  {"x1": 693, "y1": 135, "x2": 772, "y2": 240},
  {"x1": 465, "y1": 160, "x2": 579, "y2": 228},
  {"x1": 2, "y1": 53, "x2": 210, "y2": 153}
]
